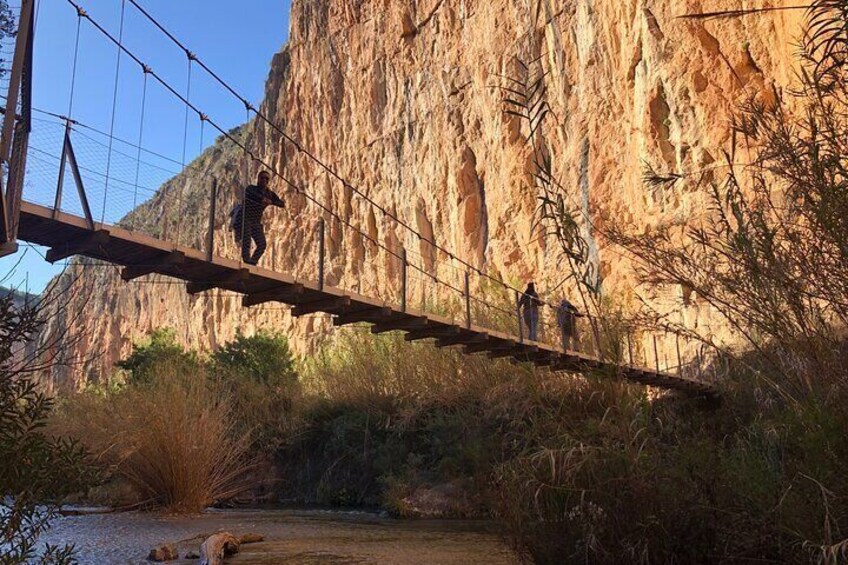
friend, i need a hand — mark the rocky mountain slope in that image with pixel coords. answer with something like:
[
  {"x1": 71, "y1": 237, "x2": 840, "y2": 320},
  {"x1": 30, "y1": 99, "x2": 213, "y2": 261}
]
[{"x1": 39, "y1": 0, "x2": 803, "y2": 388}]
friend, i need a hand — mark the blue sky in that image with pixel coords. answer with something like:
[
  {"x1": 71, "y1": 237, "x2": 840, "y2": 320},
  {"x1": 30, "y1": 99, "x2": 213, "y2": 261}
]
[{"x1": 1, "y1": 0, "x2": 291, "y2": 293}]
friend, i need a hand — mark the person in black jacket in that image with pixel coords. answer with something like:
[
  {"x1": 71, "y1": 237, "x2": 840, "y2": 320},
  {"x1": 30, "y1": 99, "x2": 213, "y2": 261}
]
[
  {"x1": 238, "y1": 170, "x2": 284, "y2": 265},
  {"x1": 519, "y1": 282, "x2": 541, "y2": 341}
]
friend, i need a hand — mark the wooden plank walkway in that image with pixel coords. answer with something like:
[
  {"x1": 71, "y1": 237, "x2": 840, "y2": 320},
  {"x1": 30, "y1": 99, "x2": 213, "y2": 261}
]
[{"x1": 18, "y1": 201, "x2": 719, "y2": 400}]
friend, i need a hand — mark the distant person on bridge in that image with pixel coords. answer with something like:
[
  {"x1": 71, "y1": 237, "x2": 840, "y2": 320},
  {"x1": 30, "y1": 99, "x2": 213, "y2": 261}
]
[
  {"x1": 519, "y1": 282, "x2": 541, "y2": 342},
  {"x1": 556, "y1": 297, "x2": 583, "y2": 352},
  {"x1": 232, "y1": 171, "x2": 285, "y2": 265}
]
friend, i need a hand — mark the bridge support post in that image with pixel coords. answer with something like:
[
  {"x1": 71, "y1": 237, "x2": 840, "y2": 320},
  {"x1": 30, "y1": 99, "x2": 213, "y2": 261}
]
[
  {"x1": 400, "y1": 248, "x2": 407, "y2": 312},
  {"x1": 676, "y1": 334, "x2": 682, "y2": 375},
  {"x1": 51, "y1": 129, "x2": 95, "y2": 231},
  {"x1": 653, "y1": 335, "x2": 660, "y2": 373},
  {"x1": 516, "y1": 290, "x2": 523, "y2": 343},
  {"x1": 317, "y1": 217, "x2": 325, "y2": 291},
  {"x1": 53, "y1": 119, "x2": 72, "y2": 218},
  {"x1": 464, "y1": 271, "x2": 471, "y2": 329},
  {"x1": 205, "y1": 178, "x2": 218, "y2": 262}
]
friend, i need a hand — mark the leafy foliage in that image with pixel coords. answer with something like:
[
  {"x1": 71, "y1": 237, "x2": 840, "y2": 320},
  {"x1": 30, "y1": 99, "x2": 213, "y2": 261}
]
[
  {"x1": 0, "y1": 294, "x2": 91, "y2": 564},
  {"x1": 211, "y1": 331, "x2": 300, "y2": 452},
  {"x1": 495, "y1": 53, "x2": 598, "y2": 298},
  {"x1": 116, "y1": 328, "x2": 198, "y2": 386},
  {"x1": 607, "y1": 3, "x2": 848, "y2": 399},
  {"x1": 211, "y1": 331, "x2": 296, "y2": 389},
  {"x1": 803, "y1": 0, "x2": 848, "y2": 94}
]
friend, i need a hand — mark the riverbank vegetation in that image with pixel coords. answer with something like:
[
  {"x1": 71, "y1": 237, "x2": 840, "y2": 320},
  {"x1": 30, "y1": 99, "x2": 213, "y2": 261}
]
[
  {"x1": 50, "y1": 323, "x2": 847, "y2": 564},
  {"x1": 0, "y1": 285, "x2": 92, "y2": 564}
]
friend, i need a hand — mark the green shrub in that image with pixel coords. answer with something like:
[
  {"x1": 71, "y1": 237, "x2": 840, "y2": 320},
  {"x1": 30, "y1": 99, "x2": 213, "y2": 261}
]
[
  {"x1": 117, "y1": 328, "x2": 199, "y2": 386},
  {"x1": 211, "y1": 331, "x2": 299, "y2": 453},
  {"x1": 281, "y1": 331, "x2": 525, "y2": 508},
  {"x1": 212, "y1": 331, "x2": 297, "y2": 389}
]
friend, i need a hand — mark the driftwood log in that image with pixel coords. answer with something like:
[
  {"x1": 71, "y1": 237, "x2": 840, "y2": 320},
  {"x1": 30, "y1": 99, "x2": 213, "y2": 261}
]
[
  {"x1": 198, "y1": 533, "x2": 240, "y2": 565},
  {"x1": 197, "y1": 532, "x2": 265, "y2": 564}
]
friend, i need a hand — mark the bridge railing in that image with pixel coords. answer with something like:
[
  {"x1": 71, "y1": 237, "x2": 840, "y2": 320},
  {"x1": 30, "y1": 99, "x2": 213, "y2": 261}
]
[{"x1": 21, "y1": 112, "x2": 718, "y2": 385}]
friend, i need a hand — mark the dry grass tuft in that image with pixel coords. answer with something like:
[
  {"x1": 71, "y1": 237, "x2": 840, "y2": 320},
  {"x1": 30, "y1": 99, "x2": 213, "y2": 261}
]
[{"x1": 56, "y1": 362, "x2": 255, "y2": 513}]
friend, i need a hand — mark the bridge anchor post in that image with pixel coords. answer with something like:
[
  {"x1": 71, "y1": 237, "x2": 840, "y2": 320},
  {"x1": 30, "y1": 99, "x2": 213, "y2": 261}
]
[
  {"x1": 653, "y1": 335, "x2": 660, "y2": 373},
  {"x1": 317, "y1": 217, "x2": 325, "y2": 290},
  {"x1": 205, "y1": 178, "x2": 218, "y2": 262},
  {"x1": 676, "y1": 334, "x2": 682, "y2": 375},
  {"x1": 400, "y1": 248, "x2": 407, "y2": 312},
  {"x1": 464, "y1": 271, "x2": 470, "y2": 329},
  {"x1": 53, "y1": 119, "x2": 72, "y2": 218}
]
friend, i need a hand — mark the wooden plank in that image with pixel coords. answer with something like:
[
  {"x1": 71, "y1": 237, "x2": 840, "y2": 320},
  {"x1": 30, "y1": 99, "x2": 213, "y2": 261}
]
[
  {"x1": 292, "y1": 296, "x2": 351, "y2": 317},
  {"x1": 551, "y1": 355, "x2": 591, "y2": 373},
  {"x1": 464, "y1": 338, "x2": 515, "y2": 354},
  {"x1": 242, "y1": 283, "x2": 305, "y2": 307},
  {"x1": 436, "y1": 332, "x2": 488, "y2": 348},
  {"x1": 0, "y1": 240, "x2": 18, "y2": 258},
  {"x1": 334, "y1": 306, "x2": 393, "y2": 326},
  {"x1": 371, "y1": 316, "x2": 428, "y2": 334},
  {"x1": 490, "y1": 345, "x2": 538, "y2": 360},
  {"x1": 121, "y1": 250, "x2": 185, "y2": 281},
  {"x1": 532, "y1": 353, "x2": 560, "y2": 367},
  {"x1": 404, "y1": 324, "x2": 461, "y2": 342},
  {"x1": 187, "y1": 268, "x2": 250, "y2": 295},
  {"x1": 45, "y1": 229, "x2": 110, "y2": 263}
]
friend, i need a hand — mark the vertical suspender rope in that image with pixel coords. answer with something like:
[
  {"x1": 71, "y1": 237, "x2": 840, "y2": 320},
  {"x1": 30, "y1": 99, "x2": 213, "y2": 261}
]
[
  {"x1": 181, "y1": 55, "x2": 193, "y2": 165},
  {"x1": 240, "y1": 104, "x2": 249, "y2": 266},
  {"x1": 66, "y1": 13, "x2": 81, "y2": 118},
  {"x1": 102, "y1": 0, "x2": 126, "y2": 225},
  {"x1": 57, "y1": 10, "x2": 82, "y2": 217},
  {"x1": 174, "y1": 53, "x2": 193, "y2": 247},
  {"x1": 239, "y1": 112, "x2": 247, "y2": 325},
  {"x1": 131, "y1": 69, "x2": 149, "y2": 231}
]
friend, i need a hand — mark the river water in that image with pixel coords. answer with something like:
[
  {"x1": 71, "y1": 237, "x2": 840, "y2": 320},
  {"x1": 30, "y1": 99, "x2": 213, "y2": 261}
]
[{"x1": 39, "y1": 508, "x2": 519, "y2": 564}]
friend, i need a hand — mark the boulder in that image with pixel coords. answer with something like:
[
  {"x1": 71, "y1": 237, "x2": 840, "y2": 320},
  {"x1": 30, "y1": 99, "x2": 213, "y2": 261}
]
[{"x1": 147, "y1": 543, "x2": 178, "y2": 562}]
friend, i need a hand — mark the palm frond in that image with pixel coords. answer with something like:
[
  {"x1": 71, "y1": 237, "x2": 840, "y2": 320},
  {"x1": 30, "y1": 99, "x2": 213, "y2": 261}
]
[
  {"x1": 642, "y1": 161, "x2": 683, "y2": 188},
  {"x1": 803, "y1": 0, "x2": 848, "y2": 91},
  {"x1": 678, "y1": 6, "x2": 810, "y2": 21}
]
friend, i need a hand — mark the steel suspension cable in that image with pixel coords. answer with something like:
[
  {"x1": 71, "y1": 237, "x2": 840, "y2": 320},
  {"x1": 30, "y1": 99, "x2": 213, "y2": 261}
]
[
  {"x1": 94, "y1": 0, "x2": 587, "y2": 317},
  {"x1": 121, "y1": 0, "x2": 544, "y2": 305},
  {"x1": 61, "y1": 1, "x2": 406, "y2": 270},
  {"x1": 131, "y1": 70, "x2": 148, "y2": 222},
  {"x1": 181, "y1": 55, "x2": 193, "y2": 166},
  {"x1": 65, "y1": 10, "x2": 82, "y2": 118},
  {"x1": 62, "y1": 0, "x2": 619, "y2": 342},
  {"x1": 102, "y1": 0, "x2": 126, "y2": 224}
]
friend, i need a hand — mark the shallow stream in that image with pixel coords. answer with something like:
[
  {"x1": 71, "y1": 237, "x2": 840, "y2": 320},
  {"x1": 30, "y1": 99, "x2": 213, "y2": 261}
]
[{"x1": 39, "y1": 508, "x2": 519, "y2": 564}]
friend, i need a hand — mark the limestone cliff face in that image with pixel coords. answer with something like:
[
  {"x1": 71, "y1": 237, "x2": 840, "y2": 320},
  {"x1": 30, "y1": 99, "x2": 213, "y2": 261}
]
[{"x1": 40, "y1": 0, "x2": 804, "y2": 388}]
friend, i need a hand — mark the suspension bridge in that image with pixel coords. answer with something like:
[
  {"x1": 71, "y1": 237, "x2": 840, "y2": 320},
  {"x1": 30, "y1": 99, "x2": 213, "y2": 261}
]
[{"x1": 0, "y1": 0, "x2": 720, "y2": 400}]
